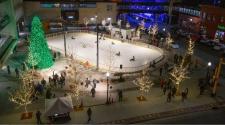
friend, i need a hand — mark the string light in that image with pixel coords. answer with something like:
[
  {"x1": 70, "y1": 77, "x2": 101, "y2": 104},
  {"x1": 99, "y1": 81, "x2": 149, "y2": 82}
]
[
  {"x1": 134, "y1": 70, "x2": 154, "y2": 99},
  {"x1": 9, "y1": 73, "x2": 35, "y2": 113}
]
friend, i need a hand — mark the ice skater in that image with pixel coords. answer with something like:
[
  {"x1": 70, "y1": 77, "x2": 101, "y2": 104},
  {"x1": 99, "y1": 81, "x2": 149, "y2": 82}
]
[
  {"x1": 130, "y1": 56, "x2": 135, "y2": 61},
  {"x1": 87, "y1": 108, "x2": 92, "y2": 122},
  {"x1": 116, "y1": 51, "x2": 120, "y2": 56},
  {"x1": 71, "y1": 36, "x2": 75, "y2": 39}
]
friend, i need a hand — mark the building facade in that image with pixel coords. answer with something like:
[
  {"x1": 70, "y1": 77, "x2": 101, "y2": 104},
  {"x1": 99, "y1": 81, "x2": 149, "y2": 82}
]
[{"x1": 200, "y1": 5, "x2": 225, "y2": 42}]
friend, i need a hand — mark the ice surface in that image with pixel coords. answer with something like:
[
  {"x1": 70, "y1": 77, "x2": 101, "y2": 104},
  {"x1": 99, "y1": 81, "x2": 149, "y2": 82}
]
[{"x1": 47, "y1": 33, "x2": 163, "y2": 72}]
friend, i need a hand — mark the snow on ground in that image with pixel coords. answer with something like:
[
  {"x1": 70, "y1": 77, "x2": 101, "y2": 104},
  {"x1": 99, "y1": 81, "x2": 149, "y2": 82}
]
[{"x1": 47, "y1": 32, "x2": 163, "y2": 72}]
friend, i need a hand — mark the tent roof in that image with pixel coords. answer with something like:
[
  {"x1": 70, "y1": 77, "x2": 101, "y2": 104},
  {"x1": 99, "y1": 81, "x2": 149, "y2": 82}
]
[{"x1": 45, "y1": 96, "x2": 73, "y2": 116}]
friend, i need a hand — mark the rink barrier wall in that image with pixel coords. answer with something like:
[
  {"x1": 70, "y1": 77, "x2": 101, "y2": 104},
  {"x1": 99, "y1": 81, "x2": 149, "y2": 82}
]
[{"x1": 46, "y1": 30, "x2": 165, "y2": 73}]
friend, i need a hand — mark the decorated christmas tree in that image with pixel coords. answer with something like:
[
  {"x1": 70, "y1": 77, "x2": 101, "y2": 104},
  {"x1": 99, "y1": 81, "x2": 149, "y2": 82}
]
[{"x1": 28, "y1": 16, "x2": 53, "y2": 69}]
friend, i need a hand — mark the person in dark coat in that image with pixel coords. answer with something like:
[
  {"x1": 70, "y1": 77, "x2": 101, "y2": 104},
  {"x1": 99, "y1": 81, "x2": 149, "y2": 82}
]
[
  {"x1": 7, "y1": 65, "x2": 11, "y2": 75},
  {"x1": 163, "y1": 85, "x2": 167, "y2": 95},
  {"x1": 167, "y1": 91, "x2": 172, "y2": 102},
  {"x1": 87, "y1": 108, "x2": 92, "y2": 122},
  {"x1": 15, "y1": 68, "x2": 19, "y2": 77},
  {"x1": 36, "y1": 110, "x2": 42, "y2": 124},
  {"x1": 159, "y1": 67, "x2": 163, "y2": 76},
  {"x1": 91, "y1": 88, "x2": 96, "y2": 97},
  {"x1": 171, "y1": 86, "x2": 177, "y2": 97},
  {"x1": 41, "y1": 78, "x2": 46, "y2": 88}
]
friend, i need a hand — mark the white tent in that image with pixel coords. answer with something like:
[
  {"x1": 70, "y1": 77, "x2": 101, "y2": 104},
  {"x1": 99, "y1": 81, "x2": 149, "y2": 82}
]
[{"x1": 45, "y1": 96, "x2": 73, "y2": 116}]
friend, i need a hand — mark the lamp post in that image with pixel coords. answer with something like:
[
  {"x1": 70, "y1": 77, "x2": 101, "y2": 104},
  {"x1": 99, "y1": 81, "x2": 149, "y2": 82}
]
[
  {"x1": 206, "y1": 62, "x2": 212, "y2": 80},
  {"x1": 106, "y1": 72, "x2": 110, "y2": 104},
  {"x1": 62, "y1": 18, "x2": 67, "y2": 57},
  {"x1": 96, "y1": 16, "x2": 99, "y2": 70},
  {"x1": 91, "y1": 16, "x2": 99, "y2": 70}
]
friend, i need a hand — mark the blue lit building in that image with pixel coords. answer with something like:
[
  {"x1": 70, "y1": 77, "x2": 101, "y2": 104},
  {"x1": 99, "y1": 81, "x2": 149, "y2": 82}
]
[{"x1": 117, "y1": 0, "x2": 169, "y2": 28}]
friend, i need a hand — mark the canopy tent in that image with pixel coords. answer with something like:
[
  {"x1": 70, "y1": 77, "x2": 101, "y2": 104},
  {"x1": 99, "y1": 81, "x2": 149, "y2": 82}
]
[{"x1": 45, "y1": 96, "x2": 73, "y2": 117}]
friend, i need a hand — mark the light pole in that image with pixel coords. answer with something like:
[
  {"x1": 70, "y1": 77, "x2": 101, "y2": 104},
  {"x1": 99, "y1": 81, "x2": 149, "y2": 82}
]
[
  {"x1": 96, "y1": 15, "x2": 99, "y2": 70},
  {"x1": 91, "y1": 16, "x2": 99, "y2": 70},
  {"x1": 63, "y1": 31, "x2": 67, "y2": 57},
  {"x1": 62, "y1": 18, "x2": 67, "y2": 57},
  {"x1": 207, "y1": 62, "x2": 212, "y2": 79},
  {"x1": 106, "y1": 72, "x2": 110, "y2": 104}
]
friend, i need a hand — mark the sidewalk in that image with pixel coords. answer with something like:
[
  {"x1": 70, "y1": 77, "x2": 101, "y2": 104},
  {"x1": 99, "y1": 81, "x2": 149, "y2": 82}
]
[{"x1": 0, "y1": 63, "x2": 224, "y2": 124}]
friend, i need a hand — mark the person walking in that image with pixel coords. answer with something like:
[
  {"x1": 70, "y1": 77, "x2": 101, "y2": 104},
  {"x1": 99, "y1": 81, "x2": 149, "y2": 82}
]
[
  {"x1": 160, "y1": 78, "x2": 165, "y2": 89},
  {"x1": 200, "y1": 85, "x2": 204, "y2": 95},
  {"x1": 171, "y1": 86, "x2": 177, "y2": 97},
  {"x1": 41, "y1": 78, "x2": 46, "y2": 88},
  {"x1": 36, "y1": 110, "x2": 42, "y2": 124},
  {"x1": 181, "y1": 90, "x2": 185, "y2": 102},
  {"x1": 22, "y1": 62, "x2": 26, "y2": 71},
  {"x1": 167, "y1": 91, "x2": 172, "y2": 102},
  {"x1": 91, "y1": 87, "x2": 95, "y2": 97},
  {"x1": 7, "y1": 65, "x2": 11, "y2": 75},
  {"x1": 163, "y1": 85, "x2": 167, "y2": 95},
  {"x1": 15, "y1": 68, "x2": 19, "y2": 77},
  {"x1": 159, "y1": 67, "x2": 163, "y2": 76},
  {"x1": 85, "y1": 78, "x2": 90, "y2": 88},
  {"x1": 118, "y1": 90, "x2": 123, "y2": 102},
  {"x1": 87, "y1": 108, "x2": 92, "y2": 122}
]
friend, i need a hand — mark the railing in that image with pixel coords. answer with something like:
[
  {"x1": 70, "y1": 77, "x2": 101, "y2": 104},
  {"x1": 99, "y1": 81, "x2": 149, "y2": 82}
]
[{"x1": 47, "y1": 30, "x2": 165, "y2": 73}]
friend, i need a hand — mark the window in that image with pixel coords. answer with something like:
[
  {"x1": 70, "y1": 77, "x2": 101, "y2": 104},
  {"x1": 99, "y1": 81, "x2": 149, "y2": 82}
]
[{"x1": 107, "y1": 5, "x2": 113, "y2": 11}]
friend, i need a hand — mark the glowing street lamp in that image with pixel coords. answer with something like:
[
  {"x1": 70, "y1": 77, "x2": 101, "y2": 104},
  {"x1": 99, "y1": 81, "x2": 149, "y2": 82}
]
[
  {"x1": 206, "y1": 61, "x2": 212, "y2": 79},
  {"x1": 208, "y1": 62, "x2": 212, "y2": 67}
]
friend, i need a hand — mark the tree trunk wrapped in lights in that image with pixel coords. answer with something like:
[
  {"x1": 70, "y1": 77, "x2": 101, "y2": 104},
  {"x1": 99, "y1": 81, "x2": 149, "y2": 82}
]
[
  {"x1": 28, "y1": 16, "x2": 53, "y2": 69},
  {"x1": 66, "y1": 53, "x2": 84, "y2": 108},
  {"x1": 133, "y1": 70, "x2": 154, "y2": 101},
  {"x1": 183, "y1": 38, "x2": 195, "y2": 67}
]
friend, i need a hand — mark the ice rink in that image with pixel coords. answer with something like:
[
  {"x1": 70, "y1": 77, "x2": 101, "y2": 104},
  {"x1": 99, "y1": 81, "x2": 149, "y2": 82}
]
[{"x1": 47, "y1": 32, "x2": 163, "y2": 72}]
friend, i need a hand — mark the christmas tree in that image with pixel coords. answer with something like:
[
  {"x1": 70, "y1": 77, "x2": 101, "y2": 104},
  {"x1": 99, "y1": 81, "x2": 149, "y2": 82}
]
[{"x1": 28, "y1": 16, "x2": 53, "y2": 69}]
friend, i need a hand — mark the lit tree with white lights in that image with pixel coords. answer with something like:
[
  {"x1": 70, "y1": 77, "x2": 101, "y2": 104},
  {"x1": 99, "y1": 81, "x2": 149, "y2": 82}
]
[
  {"x1": 148, "y1": 24, "x2": 158, "y2": 43},
  {"x1": 83, "y1": 17, "x2": 89, "y2": 28},
  {"x1": 170, "y1": 59, "x2": 189, "y2": 94},
  {"x1": 9, "y1": 73, "x2": 35, "y2": 114},
  {"x1": 134, "y1": 70, "x2": 154, "y2": 101},
  {"x1": 170, "y1": 38, "x2": 194, "y2": 94},
  {"x1": 66, "y1": 50, "x2": 84, "y2": 107},
  {"x1": 186, "y1": 39, "x2": 195, "y2": 55},
  {"x1": 183, "y1": 38, "x2": 195, "y2": 67}
]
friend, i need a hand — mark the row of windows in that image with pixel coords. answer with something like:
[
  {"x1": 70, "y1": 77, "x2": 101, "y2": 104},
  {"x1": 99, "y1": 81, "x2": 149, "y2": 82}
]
[
  {"x1": 174, "y1": 7, "x2": 200, "y2": 17},
  {"x1": 118, "y1": 5, "x2": 167, "y2": 11},
  {"x1": 201, "y1": 12, "x2": 224, "y2": 23}
]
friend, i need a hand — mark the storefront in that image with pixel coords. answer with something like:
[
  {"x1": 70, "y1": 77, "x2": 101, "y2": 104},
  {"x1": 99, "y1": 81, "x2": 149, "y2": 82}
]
[
  {"x1": 200, "y1": 5, "x2": 225, "y2": 43},
  {"x1": 214, "y1": 24, "x2": 225, "y2": 43}
]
